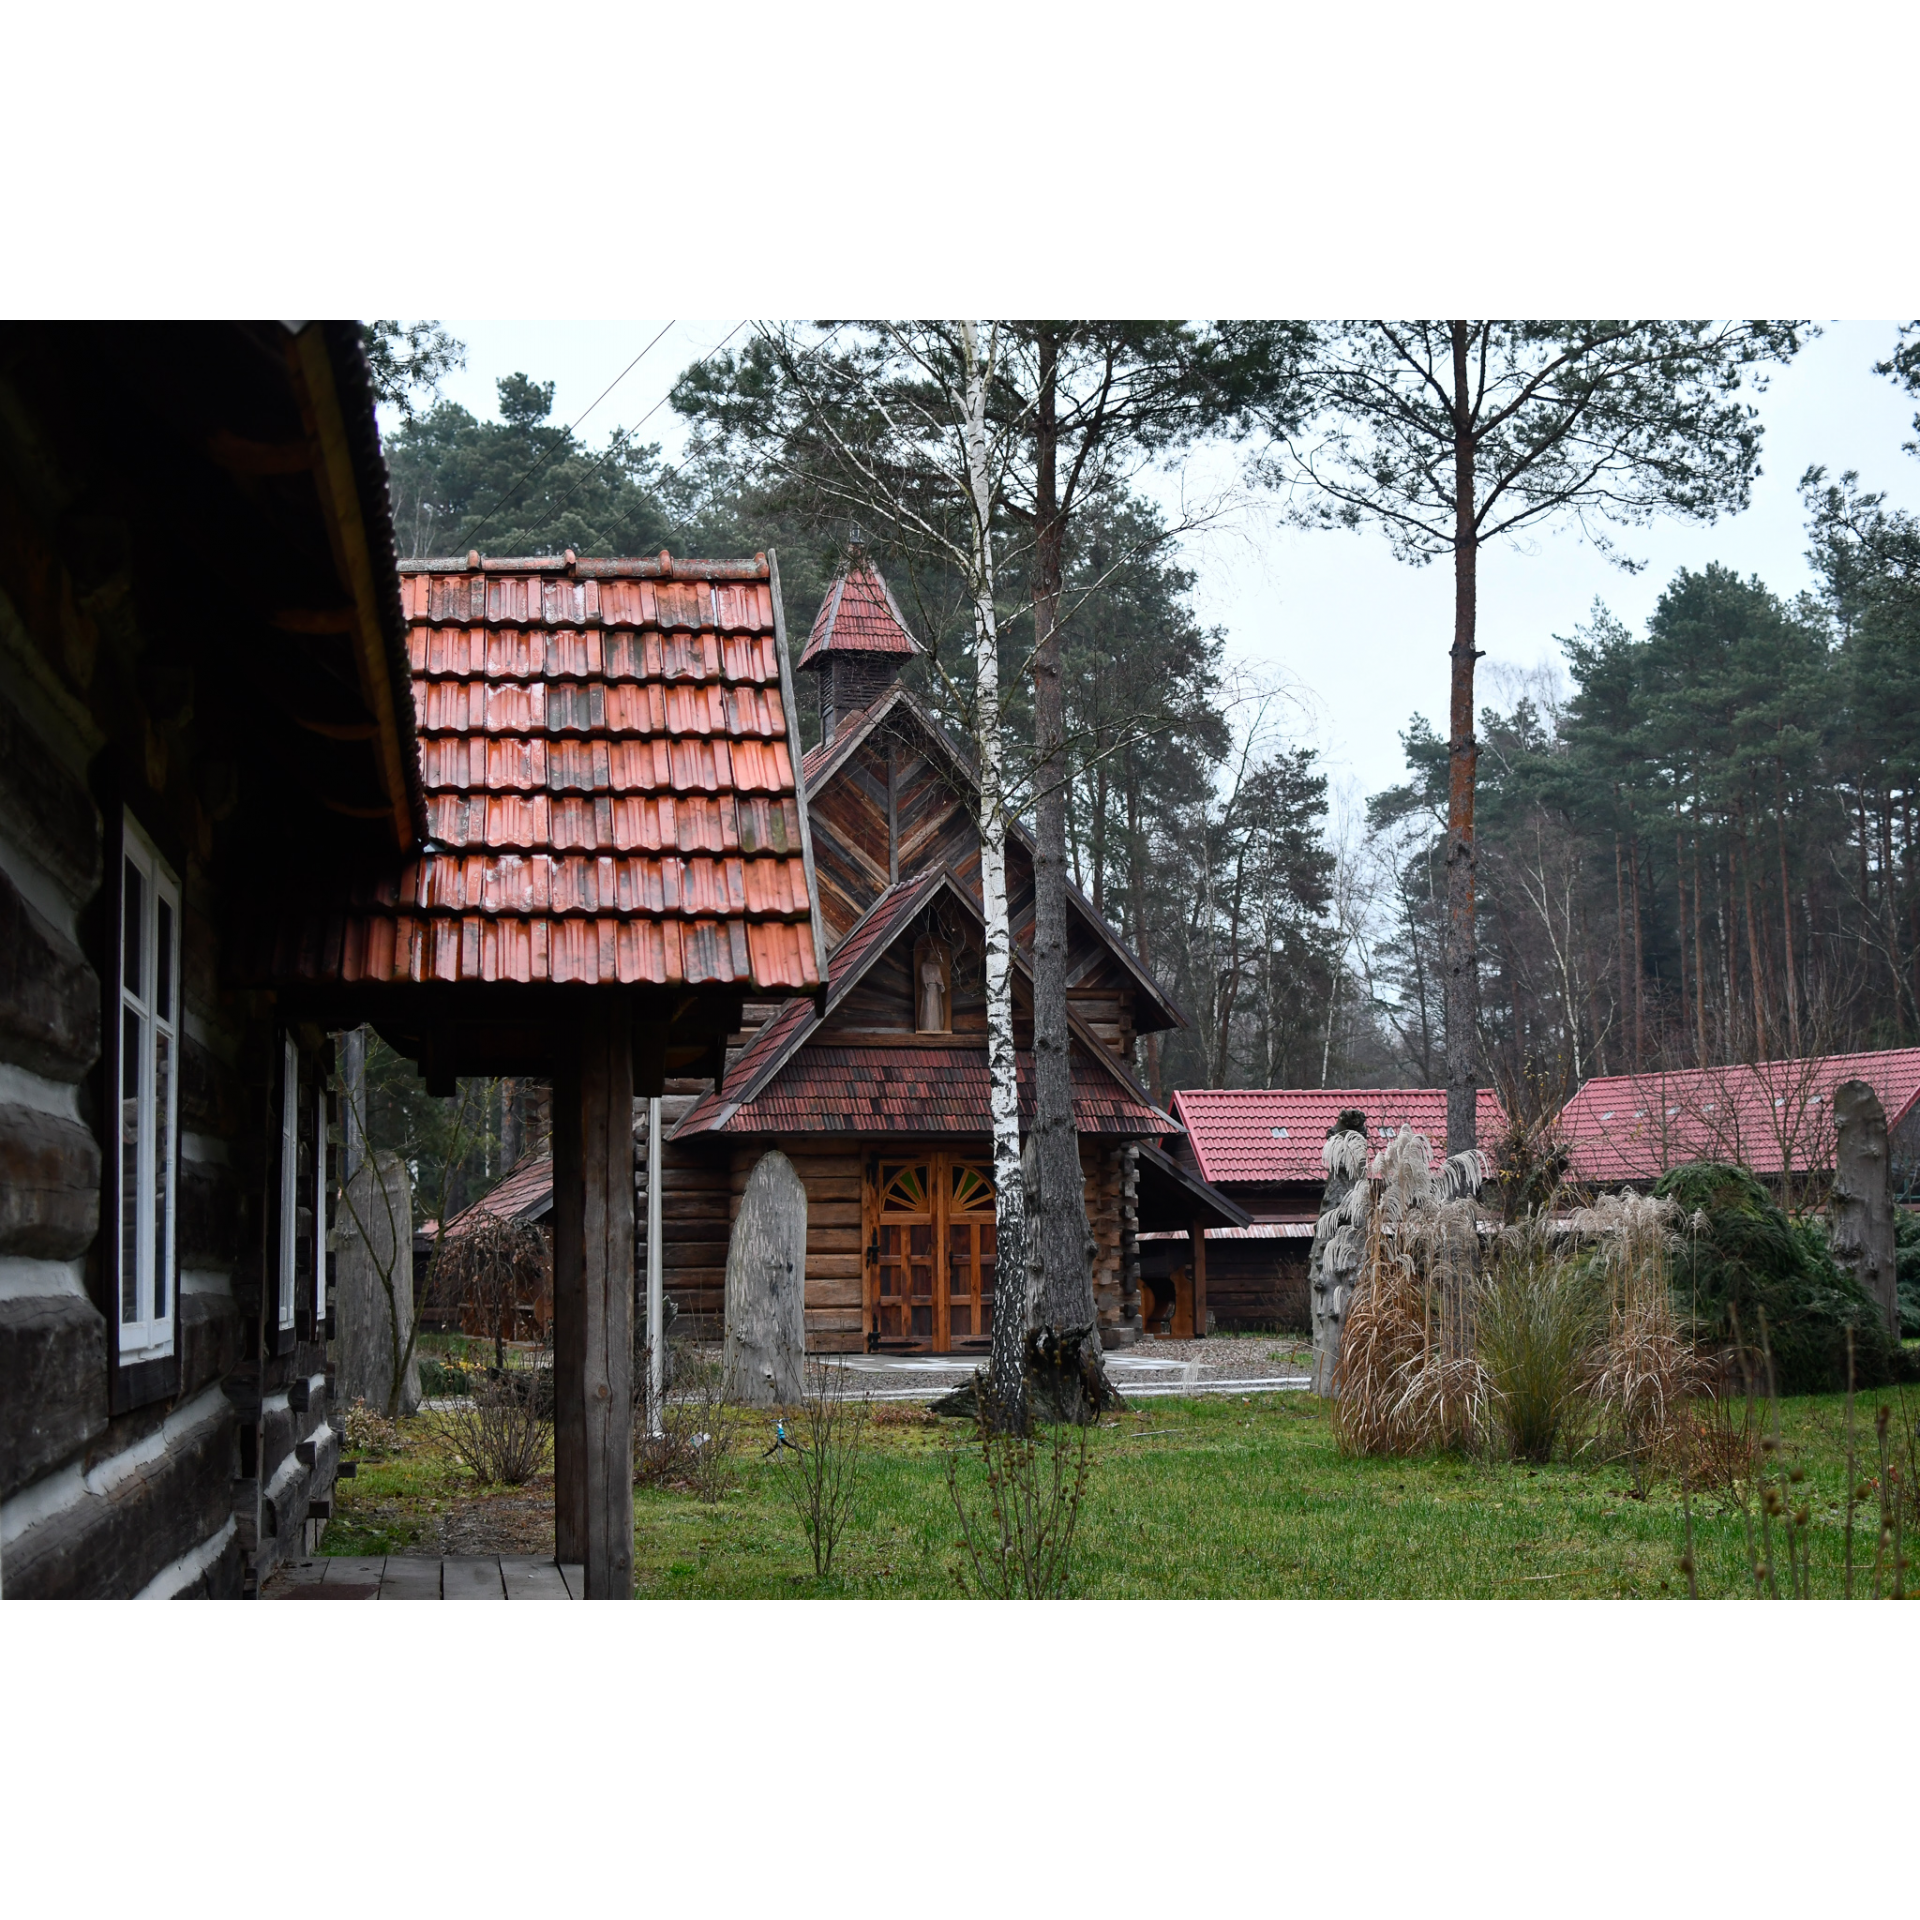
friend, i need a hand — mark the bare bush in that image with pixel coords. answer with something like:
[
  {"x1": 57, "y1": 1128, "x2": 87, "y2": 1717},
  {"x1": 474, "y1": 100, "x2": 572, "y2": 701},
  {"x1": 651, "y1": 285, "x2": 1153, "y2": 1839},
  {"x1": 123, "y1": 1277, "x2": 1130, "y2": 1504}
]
[
  {"x1": 778, "y1": 1360, "x2": 870, "y2": 1577},
  {"x1": 945, "y1": 1417, "x2": 1092, "y2": 1598},
  {"x1": 433, "y1": 1213, "x2": 550, "y2": 1367},
  {"x1": 635, "y1": 1341, "x2": 739, "y2": 1504},
  {"x1": 438, "y1": 1367, "x2": 552, "y2": 1487}
]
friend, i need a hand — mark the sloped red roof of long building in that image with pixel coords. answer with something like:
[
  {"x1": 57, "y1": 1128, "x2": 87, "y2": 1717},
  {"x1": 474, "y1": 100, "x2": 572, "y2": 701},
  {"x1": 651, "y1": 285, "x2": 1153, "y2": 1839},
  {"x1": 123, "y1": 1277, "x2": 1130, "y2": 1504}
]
[
  {"x1": 1174, "y1": 1086, "x2": 1507, "y2": 1186},
  {"x1": 240, "y1": 558, "x2": 821, "y2": 992},
  {"x1": 1558, "y1": 1048, "x2": 1920, "y2": 1182}
]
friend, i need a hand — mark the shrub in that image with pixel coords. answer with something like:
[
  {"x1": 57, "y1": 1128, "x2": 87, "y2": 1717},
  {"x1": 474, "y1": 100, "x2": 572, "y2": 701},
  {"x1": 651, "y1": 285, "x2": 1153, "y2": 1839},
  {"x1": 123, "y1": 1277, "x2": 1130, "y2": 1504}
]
[
  {"x1": 343, "y1": 1399, "x2": 401, "y2": 1457},
  {"x1": 777, "y1": 1360, "x2": 870, "y2": 1577},
  {"x1": 437, "y1": 1366, "x2": 552, "y2": 1486},
  {"x1": 1655, "y1": 1161, "x2": 1904, "y2": 1393},
  {"x1": 945, "y1": 1417, "x2": 1091, "y2": 1598},
  {"x1": 417, "y1": 1355, "x2": 472, "y2": 1399},
  {"x1": 634, "y1": 1341, "x2": 738, "y2": 1503}
]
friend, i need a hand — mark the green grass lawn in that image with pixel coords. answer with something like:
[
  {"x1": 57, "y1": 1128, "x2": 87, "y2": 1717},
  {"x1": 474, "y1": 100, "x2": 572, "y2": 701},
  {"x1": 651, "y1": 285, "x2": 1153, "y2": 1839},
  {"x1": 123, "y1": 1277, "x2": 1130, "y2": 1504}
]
[{"x1": 325, "y1": 1381, "x2": 1918, "y2": 1598}]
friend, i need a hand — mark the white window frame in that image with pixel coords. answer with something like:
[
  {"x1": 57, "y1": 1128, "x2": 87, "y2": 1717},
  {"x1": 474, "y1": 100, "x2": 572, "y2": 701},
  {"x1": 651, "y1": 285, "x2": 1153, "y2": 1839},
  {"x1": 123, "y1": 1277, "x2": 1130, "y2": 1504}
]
[
  {"x1": 278, "y1": 1034, "x2": 300, "y2": 1333},
  {"x1": 314, "y1": 1076, "x2": 329, "y2": 1326},
  {"x1": 117, "y1": 811, "x2": 180, "y2": 1365}
]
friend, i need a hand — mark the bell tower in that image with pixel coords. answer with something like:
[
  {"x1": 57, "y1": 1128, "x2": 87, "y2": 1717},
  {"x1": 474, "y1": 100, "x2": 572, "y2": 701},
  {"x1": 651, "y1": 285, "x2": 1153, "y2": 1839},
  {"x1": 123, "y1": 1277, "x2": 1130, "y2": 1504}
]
[{"x1": 797, "y1": 548, "x2": 922, "y2": 742}]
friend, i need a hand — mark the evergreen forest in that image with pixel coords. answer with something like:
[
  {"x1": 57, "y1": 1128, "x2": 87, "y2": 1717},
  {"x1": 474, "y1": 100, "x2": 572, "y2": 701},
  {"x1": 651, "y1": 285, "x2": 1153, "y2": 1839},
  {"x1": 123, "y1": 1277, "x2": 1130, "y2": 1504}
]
[{"x1": 367, "y1": 322, "x2": 1920, "y2": 1118}]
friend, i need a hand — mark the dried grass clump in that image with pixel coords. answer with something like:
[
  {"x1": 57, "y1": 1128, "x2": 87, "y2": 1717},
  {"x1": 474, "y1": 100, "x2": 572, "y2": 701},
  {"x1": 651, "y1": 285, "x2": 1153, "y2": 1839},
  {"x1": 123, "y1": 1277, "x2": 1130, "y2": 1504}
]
[
  {"x1": 1333, "y1": 1126, "x2": 1490, "y2": 1456},
  {"x1": 343, "y1": 1399, "x2": 401, "y2": 1457},
  {"x1": 1569, "y1": 1192, "x2": 1704, "y2": 1491}
]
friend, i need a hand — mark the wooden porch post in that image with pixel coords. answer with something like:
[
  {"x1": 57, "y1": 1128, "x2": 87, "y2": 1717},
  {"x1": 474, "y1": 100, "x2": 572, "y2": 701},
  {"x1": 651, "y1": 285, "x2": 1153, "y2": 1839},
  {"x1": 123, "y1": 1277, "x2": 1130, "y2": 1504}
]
[
  {"x1": 1190, "y1": 1216, "x2": 1207, "y2": 1340},
  {"x1": 551, "y1": 997, "x2": 635, "y2": 1598}
]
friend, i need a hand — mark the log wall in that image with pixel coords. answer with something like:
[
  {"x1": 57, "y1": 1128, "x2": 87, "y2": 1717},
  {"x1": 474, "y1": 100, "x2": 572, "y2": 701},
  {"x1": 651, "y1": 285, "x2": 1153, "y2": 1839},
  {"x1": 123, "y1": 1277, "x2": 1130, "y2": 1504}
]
[{"x1": 0, "y1": 432, "x2": 336, "y2": 1598}]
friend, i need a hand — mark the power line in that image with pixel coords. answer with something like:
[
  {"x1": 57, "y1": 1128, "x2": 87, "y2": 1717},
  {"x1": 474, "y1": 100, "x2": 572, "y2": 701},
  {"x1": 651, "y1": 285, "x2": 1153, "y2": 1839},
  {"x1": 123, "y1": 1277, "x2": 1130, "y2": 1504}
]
[
  {"x1": 531, "y1": 320, "x2": 753, "y2": 536},
  {"x1": 464, "y1": 319, "x2": 677, "y2": 547}
]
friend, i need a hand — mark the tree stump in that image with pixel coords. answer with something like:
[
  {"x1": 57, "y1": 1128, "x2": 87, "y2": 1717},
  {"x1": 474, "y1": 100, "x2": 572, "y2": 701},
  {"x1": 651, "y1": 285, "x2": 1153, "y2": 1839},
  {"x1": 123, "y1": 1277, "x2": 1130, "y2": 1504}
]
[
  {"x1": 722, "y1": 1149, "x2": 807, "y2": 1406},
  {"x1": 1830, "y1": 1078, "x2": 1898, "y2": 1339},
  {"x1": 335, "y1": 1150, "x2": 419, "y2": 1416},
  {"x1": 930, "y1": 1325, "x2": 1128, "y2": 1425}
]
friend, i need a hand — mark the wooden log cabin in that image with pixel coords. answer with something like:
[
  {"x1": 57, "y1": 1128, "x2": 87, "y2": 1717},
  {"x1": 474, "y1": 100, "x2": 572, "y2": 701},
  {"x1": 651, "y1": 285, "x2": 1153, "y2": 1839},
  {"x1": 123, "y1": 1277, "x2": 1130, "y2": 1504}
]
[
  {"x1": 0, "y1": 323, "x2": 416, "y2": 1596},
  {"x1": 1153, "y1": 1086, "x2": 1506, "y2": 1330},
  {"x1": 0, "y1": 322, "x2": 822, "y2": 1597},
  {"x1": 645, "y1": 556, "x2": 1245, "y2": 1354}
]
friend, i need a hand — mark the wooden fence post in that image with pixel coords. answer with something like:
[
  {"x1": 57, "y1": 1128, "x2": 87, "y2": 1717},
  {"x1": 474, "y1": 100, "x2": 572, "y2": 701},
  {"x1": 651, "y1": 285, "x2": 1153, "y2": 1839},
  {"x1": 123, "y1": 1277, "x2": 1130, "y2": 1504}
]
[{"x1": 1190, "y1": 1217, "x2": 1208, "y2": 1339}]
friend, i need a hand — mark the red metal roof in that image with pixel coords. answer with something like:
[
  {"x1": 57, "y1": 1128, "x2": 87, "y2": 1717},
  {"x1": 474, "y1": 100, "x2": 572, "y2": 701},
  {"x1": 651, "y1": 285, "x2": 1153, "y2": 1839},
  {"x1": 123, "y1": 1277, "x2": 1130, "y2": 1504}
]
[
  {"x1": 796, "y1": 561, "x2": 920, "y2": 668},
  {"x1": 1173, "y1": 1086, "x2": 1507, "y2": 1187},
  {"x1": 242, "y1": 556, "x2": 822, "y2": 992},
  {"x1": 1559, "y1": 1049, "x2": 1920, "y2": 1182}
]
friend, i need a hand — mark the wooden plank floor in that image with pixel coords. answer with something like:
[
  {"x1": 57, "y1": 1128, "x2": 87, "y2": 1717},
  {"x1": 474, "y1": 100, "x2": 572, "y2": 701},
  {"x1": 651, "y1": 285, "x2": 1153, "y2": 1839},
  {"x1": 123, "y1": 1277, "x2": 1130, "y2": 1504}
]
[{"x1": 268, "y1": 1557, "x2": 583, "y2": 1599}]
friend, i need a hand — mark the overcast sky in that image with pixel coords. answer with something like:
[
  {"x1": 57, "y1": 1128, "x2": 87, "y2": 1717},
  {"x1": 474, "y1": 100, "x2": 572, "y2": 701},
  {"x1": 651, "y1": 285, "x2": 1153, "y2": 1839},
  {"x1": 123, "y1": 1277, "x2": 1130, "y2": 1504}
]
[{"x1": 420, "y1": 319, "x2": 1920, "y2": 810}]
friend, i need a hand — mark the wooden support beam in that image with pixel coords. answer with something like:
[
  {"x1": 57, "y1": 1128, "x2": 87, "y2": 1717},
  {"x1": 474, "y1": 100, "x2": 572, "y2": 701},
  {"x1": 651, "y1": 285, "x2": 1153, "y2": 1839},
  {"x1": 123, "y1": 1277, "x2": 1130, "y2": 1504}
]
[
  {"x1": 551, "y1": 999, "x2": 635, "y2": 1597},
  {"x1": 1190, "y1": 1217, "x2": 1207, "y2": 1340}
]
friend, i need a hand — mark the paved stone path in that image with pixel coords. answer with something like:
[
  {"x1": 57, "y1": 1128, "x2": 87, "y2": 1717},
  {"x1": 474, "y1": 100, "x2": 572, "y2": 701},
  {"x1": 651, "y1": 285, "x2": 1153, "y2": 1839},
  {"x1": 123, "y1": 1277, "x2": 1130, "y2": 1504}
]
[
  {"x1": 265, "y1": 1555, "x2": 581, "y2": 1598},
  {"x1": 820, "y1": 1345, "x2": 1310, "y2": 1401}
]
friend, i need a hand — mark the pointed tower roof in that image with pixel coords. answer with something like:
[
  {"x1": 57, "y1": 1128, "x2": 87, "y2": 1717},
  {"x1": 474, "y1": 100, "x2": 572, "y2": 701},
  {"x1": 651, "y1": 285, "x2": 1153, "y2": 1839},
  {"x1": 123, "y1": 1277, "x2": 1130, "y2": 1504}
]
[{"x1": 797, "y1": 556, "x2": 923, "y2": 669}]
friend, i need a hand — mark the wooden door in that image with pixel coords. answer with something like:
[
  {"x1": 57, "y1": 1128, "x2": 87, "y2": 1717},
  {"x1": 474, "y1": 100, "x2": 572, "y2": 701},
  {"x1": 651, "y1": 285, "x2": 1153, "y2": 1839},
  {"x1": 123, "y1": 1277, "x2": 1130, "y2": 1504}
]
[
  {"x1": 872, "y1": 1159, "x2": 938, "y2": 1347},
  {"x1": 868, "y1": 1153, "x2": 997, "y2": 1353},
  {"x1": 943, "y1": 1159, "x2": 996, "y2": 1350}
]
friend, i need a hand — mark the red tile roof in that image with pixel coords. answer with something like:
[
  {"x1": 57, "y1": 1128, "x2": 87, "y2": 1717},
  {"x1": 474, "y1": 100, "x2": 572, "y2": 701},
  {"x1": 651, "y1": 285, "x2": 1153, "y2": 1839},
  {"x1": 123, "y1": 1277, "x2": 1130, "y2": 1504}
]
[
  {"x1": 1173, "y1": 1086, "x2": 1507, "y2": 1186},
  {"x1": 242, "y1": 556, "x2": 823, "y2": 991},
  {"x1": 1558, "y1": 1049, "x2": 1920, "y2": 1182},
  {"x1": 796, "y1": 561, "x2": 920, "y2": 667}
]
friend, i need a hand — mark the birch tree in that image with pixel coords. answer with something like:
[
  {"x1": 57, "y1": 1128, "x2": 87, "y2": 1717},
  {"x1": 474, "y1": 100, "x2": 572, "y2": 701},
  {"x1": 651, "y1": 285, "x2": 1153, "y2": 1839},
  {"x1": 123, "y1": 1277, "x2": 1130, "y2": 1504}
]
[{"x1": 676, "y1": 323, "x2": 1036, "y2": 1423}]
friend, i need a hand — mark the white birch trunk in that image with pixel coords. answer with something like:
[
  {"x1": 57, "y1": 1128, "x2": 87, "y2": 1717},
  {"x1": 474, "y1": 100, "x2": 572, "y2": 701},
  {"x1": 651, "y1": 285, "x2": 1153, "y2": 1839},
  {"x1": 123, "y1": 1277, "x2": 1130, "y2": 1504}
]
[{"x1": 962, "y1": 322, "x2": 1030, "y2": 1423}]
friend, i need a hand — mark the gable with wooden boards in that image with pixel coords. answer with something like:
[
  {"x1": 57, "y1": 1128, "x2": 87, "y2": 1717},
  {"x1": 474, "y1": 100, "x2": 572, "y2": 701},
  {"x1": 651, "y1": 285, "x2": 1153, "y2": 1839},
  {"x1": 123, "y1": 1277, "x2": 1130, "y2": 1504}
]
[{"x1": 642, "y1": 554, "x2": 1243, "y2": 1354}]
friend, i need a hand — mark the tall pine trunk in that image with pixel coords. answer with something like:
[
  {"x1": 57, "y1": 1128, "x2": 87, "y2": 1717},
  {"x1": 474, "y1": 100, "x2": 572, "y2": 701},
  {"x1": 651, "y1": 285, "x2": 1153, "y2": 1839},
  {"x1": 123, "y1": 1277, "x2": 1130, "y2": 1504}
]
[
  {"x1": 1027, "y1": 327, "x2": 1102, "y2": 1357},
  {"x1": 1443, "y1": 321, "x2": 1482, "y2": 1154}
]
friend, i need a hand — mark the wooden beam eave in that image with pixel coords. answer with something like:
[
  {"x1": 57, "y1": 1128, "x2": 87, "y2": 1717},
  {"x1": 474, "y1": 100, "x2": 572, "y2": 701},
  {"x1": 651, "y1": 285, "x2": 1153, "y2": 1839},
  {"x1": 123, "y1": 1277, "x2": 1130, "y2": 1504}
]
[{"x1": 285, "y1": 326, "x2": 416, "y2": 851}]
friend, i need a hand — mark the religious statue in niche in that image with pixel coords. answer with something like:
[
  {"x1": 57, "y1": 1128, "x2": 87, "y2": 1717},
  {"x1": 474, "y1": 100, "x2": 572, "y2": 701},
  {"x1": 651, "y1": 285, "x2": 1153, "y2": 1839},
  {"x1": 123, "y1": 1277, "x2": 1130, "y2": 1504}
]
[{"x1": 913, "y1": 937, "x2": 952, "y2": 1033}]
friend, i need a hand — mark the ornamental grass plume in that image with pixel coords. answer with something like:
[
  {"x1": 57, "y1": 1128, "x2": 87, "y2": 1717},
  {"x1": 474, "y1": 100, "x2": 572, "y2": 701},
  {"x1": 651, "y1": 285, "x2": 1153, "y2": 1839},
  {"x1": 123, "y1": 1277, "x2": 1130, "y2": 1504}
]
[
  {"x1": 1567, "y1": 1191, "x2": 1702, "y2": 1494},
  {"x1": 1333, "y1": 1125, "x2": 1490, "y2": 1457}
]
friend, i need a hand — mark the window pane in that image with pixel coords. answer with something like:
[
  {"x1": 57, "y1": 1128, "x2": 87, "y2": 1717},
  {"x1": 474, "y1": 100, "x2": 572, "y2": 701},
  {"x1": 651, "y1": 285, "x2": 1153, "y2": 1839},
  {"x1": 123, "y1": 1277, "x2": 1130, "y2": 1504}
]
[
  {"x1": 122, "y1": 859, "x2": 143, "y2": 1003},
  {"x1": 280, "y1": 1039, "x2": 299, "y2": 1329},
  {"x1": 122, "y1": 1004, "x2": 142, "y2": 1324},
  {"x1": 156, "y1": 898, "x2": 173, "y2": 1021},
  {"x1": 153, "y1": 1029, "x2": 172, "y2": 1324}
]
